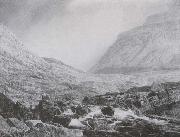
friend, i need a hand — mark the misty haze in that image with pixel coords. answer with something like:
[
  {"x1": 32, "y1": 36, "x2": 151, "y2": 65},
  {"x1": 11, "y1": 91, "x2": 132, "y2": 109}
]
[{"x1": 1, "y1": 0, "x2": 180, "y2": 137}]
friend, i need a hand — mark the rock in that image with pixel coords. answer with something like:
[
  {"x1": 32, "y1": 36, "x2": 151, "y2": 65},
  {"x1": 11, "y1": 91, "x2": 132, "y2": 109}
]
[
  {"x1": 0, "y1": 130, "x2": 12, "y2": 137},
  {"x1": 101, "y1": 106, "x2": 114, "y2": 116},
  {"x1": 53, "y1": 115, "x2": 71, "y2": 127},
  {"x1": 55, "y1": 101, "x2": 66, "y2": 112},
  {"x1": 42, "y1": 94, "x2": 51, "y2": 101},
  {"x1": 7, "y1": 118, "x2": 30, "y2": 132},
  {"x1": 83, "y1": 130, "x2": 122, "y2": 137},
  {"x1": 9, "y1": 127, "x2": 25, "y2": 137},
  {"x1": 38, "y1": 99, "x2": 61, "y2": 122},
  {"x1": 38, "y1": 99, "x2": 54, "y2": 122},
  {"x1": 94, "y1": 119, "x2": 111, "y2": 131},
  {"x1": 114, "y1": 118, "x2": 164, "y2": 137},
  {"x1": 82, "y1": 117, "x2": 114, "y2": 131},
  {"x1": 25, "y1": 123, "x2": 83, "y2": 137},
  {"x1": 0, "y1": 115, "x2": 10, "y2": 131},
  {"x1": 24, "y1": 129, "x2": 50, "y2": 137},
  {"x1": 68, "y1": 119, "x2": 86, "y2": 129},
  {"x1": 134, "y1": 119, "x2": 163, "y2": 135},
  {"x1": 165, "y1": 131, "x2": 180, "y2": 137},
  {"x1": 0, "y1": 93, "x2": 16, "y2": 118},
  {"x1": 0, "y1": 116, "x2": 29, "y2": 137},
  {"x1": 14, "y1": 101, "x2": 33, "y2": 120},
  {"x1": 25, "y1": 120, "x2": 44, "y2": 128},
  {"x1": 63, "y1": 109, "x2": 74, "y2": 115},
  {"x1": 84, "y1": 118, "x2": 95, "y2": 130},
  {"x1": 45, "y1": 124, "x2": 83, "y2": 137},
  {"x1": 0, "y1": 93, "x2": 33, "y2": 120},
  {"x1": 82, "y1": 96, "x2": 91, "y2": 105},
  {"x1": 71, "y1": 105, "x2": 90, "y2": 117}
]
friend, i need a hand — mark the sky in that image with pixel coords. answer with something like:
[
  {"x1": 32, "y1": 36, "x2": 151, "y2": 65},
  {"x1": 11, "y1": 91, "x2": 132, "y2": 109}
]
[{"x1": 0, "y1": 0, "x2": 171, "y2": 71}]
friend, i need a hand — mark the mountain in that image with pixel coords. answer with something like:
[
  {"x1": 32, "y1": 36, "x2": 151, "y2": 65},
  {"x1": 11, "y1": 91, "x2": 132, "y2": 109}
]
[
  {"x1": 91, "y1": 1, "x2": 180, "y2": 74},
  {"x1": 0, "y1": 23, "x2": 145, "y2": 107},
  {"x1": 0, "y1": 24, "x2": 84, "y2": 106}
]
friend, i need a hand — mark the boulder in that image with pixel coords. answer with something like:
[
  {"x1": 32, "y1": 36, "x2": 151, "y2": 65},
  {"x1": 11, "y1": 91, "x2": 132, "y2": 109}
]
[
  {"x1": 25, "y1": 120, "x2": 44, "y2": 128},
  {"x1": 63, "y1": 109, "x2": 74, "y2": 115},
  {"x1": 101, "y1": 106, "x2": 114, "y2": 116},
  {"x1": 53, "y1": 115, "x2": 71, "y2": 127},
  {"x1": 68, "y1": 119, "x2": 86, "y2": 129},
  {"x1": 71, "y1": 105, "x2": 90, "y2": 117}
]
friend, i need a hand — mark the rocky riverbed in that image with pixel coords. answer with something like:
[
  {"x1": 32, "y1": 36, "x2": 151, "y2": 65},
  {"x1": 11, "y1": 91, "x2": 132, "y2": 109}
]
[{"x1": 1, "y1": 81, "x2": 180, "y2": 137}]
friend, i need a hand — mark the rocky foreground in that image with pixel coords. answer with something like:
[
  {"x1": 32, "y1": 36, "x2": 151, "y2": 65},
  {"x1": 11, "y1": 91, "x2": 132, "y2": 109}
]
[{"x1": 1, "y1": 81, "x2": 180, "y2": 137}]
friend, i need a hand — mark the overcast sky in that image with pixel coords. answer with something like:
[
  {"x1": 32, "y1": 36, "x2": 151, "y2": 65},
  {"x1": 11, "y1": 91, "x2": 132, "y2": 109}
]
[{"x1": 0, "y1": 0, "x2": 171, "y2": 71}]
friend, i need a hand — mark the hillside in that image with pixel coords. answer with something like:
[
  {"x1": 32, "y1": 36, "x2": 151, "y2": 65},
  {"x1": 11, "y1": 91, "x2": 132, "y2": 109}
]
[
  {"x1": 0, "y1": 24, "x2": 84, "y2": 106},
  {"x1": 91, "y1": 1, "x2": 180, "y2": 74}
]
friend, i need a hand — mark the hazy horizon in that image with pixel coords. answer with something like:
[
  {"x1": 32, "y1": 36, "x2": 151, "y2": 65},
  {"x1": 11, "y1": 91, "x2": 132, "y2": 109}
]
[{"x1": 0, "y1": 0, "x2": 171, "y2": 71}]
